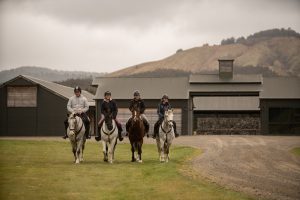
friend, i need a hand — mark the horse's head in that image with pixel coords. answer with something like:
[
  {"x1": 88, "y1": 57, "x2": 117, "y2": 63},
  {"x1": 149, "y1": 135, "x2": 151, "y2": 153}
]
[
  {"x1": 164, "y1": 109, "x2": 174, "y2": 127},
  {"x1": 132, "y1": 106, "x2": 141, "y2": 122},
  {"x1": 104, "y1": 110, "x2": 113, "y2": 130},
  {"x1": 68, "y1": 112, "x2": 78, "y2": 136}
]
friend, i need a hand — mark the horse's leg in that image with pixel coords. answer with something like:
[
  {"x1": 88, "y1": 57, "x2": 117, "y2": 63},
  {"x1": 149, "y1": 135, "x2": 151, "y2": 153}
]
[
  {"x1": 131, "y1": 143, "x2": 136, "y2": 162},
  {"x1": 78, "y1": 138, "x2": 84, "y2": 162},
  {"x1": 102, "y1": 140, "x2": 108, "y2": 162},
  {"x1": 72, "y1": 145, "x2": 76, "y2": 163},
  {"x1": 75, "y1": 139, "x2": 82, "y2": 164},
  {"x1": 112, "y1": 138, "x2": 118, "y2": 161},
  {"x1": 81, "y1": 138, "x2": 86, "y2": 162},
  {"x1": 138, "y1": 142, "x2": 142, "y2": 163},
  {"x1": 160, "y1": 137, "x2": 165, "y2": 162},
  {"x1": 110, "y1": 137, "x2": 117, "y2": 163}
]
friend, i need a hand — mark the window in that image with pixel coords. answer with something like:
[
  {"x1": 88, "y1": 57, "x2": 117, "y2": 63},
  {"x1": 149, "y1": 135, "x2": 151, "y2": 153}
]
[{"x1": 7, "y1": 86, "x2": 37, "y2": 107}]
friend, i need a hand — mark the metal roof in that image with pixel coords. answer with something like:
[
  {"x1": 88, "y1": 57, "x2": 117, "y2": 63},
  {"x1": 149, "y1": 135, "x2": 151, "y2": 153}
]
[
  {"x1": 260, "y1": 77, "x2": 300, "y2": 99},
  {"x1": 1, "y1": 75, "x2": 95, "y2": 106},
  {"x1": 189, "y1": 74, "x2": 262, "y2": 84},
  {"x1": 193, "y1": 96, "x2": 260, "y2": 111},
  {"x1": 93, "y1": 77, "x2": 189, "y2": 99}
]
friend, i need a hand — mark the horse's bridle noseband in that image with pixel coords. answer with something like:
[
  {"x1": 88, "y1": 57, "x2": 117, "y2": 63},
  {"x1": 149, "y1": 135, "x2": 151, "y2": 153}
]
[{"x1": 69, "y1": 116, "x2": 84, "y2": 135}]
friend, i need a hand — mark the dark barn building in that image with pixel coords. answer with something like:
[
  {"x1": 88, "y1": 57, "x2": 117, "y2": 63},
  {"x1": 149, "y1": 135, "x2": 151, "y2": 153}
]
[
  {"x1": 92, "y1": 77, "x2": 190, "y2": 135},
  {"x1": 92, "y1": 59, "x2": 300, "y2": 135},
  {"x1": 0, "y1": 75, "x2": 95, "y2": 136},
  {"x1": 260, "y1": 77, "x2": 300, "y2": 135}
]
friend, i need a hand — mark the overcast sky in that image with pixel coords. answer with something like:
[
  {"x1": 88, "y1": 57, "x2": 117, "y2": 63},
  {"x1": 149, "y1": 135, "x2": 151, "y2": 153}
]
[{"x1": 0, "y1": 0, "x2": 299, "y2": 73}]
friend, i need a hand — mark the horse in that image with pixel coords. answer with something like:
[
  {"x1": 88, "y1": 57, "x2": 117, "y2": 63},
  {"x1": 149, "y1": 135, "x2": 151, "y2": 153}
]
[
  {"x1": 128, "y1": 108, "x2": 145, "y2": 163},
  {"x1": 156, "y1": 109, "x2": 175, "y2": 162},
  {"x1": 100, "y1": 111, "x2": 118, "y2": 163},
  {"x1": 67, "y1": 112, "x2": 86, "y2": 164}
]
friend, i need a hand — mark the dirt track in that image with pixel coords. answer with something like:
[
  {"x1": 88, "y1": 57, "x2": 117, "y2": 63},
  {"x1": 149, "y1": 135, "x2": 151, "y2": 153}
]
[
  {"x1": 171, "y1": 135, "x2": 300, "y2": 200},
  {"x1": 1, "y1": 135, "x2": 300, "y2": 200}
]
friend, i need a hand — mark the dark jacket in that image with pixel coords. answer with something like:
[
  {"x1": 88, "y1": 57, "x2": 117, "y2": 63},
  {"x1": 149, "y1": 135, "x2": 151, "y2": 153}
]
[
  {"x1": 129, "y1": 99, "x2": 146, "y2": 114},
  {"x1": 101, "y1": 99, "x2": 118, "y2": 119},
  {"x1": 157, "y1": 102, "x2": 172, "y2": 119}
]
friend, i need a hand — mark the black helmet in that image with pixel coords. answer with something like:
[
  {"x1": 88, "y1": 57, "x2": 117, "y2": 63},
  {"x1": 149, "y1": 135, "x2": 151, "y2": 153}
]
[
  {"x1": 104, "y1": 91, "x2": 111, "y2": 96},
  {"x1": 133, "y1": 90, "x2": 140, "y2": 96},
  {"x1": 74, "y1": 86, "x2": 81, "y2": 93},
  {"x1": 162, "y1": 94, "x2": 169, "y2": 99}
]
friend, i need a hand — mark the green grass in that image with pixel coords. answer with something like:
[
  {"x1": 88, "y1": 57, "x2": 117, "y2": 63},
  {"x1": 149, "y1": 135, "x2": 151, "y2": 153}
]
[
  {"x1": 0, "y1": 140, "x2": 253, "y2": 200},
  {"x1": 290, "y1": 147, "x2": 300, "y2": 156}
]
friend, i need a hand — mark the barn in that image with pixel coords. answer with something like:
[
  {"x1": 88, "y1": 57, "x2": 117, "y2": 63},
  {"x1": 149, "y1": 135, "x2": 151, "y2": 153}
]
[
  {"x1": 92, "y1": 59, "x2": 300, "y2": 135},
  {"x1": 0, "y1": 75, "x2": 95, "y2": 136},
  {"x1": 92, "y1": 77, "x2": 190, "y2": 135}
]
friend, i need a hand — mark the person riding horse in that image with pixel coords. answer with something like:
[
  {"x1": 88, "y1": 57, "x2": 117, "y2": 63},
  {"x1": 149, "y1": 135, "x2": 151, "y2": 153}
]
[
  {"x1": 63, "y1": 86, "x2": 91, "y2": 139},
  {"x1": 95, "y1": 91, "x2": 123, "y2": 141},
  {"x1": 153, "y1": 94, "x2": 179, "y2": 138},
  {"x1": 126, "y1": 90, "x2": 150, "y2": 135}
]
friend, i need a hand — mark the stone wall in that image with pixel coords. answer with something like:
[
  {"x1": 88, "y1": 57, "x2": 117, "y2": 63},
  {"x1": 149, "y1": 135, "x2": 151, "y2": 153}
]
[{"x1": 195, "y1": 113, "x2": 260, "y2": 135}]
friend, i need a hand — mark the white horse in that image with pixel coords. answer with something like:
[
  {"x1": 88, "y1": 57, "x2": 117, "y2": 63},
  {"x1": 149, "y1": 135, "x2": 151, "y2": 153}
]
[
  {"x1": 67, "y1": 112, "x2": 86, "y2": 164},
  {"x1": 100, "y1": 113, "x2": 118, "y2": 164},
  {"x1": 156, "y1": 109, "x2": 175, "y2": 162}
]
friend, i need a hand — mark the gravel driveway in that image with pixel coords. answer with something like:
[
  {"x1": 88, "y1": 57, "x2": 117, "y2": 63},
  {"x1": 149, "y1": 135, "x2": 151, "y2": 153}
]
[
  {"x1": 2, "y1": 135, "x2": 300, "y2": 200},
  {"x1": 171, "y1": 135, "x2": 300, "y2": 200}
]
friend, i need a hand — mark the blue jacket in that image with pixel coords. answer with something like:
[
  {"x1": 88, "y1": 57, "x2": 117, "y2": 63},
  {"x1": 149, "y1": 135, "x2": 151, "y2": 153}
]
[{"x1": 157, "y1": 102, "x2": 172, "y2": 119}]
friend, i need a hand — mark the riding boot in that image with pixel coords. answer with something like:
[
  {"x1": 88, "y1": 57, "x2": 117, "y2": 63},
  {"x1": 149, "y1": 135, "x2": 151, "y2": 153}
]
[
  {"x1": 143, "y1": 120, "x2": 150, "y2": 137},
  {"x1": 173, "y1": 121, "x2": 179, "y2": 137},
  {"x1": 152, "y1": 121, "x2": 159, "y2": 139},
  {"x1": 85, "y1": 122, "x2": 91, "y2": 139},
  {"x1": 116, "y1": 121, "x2": 124, "y2": 141},
  {"x1": 95, "y1": 127, "x2": 101, "y2": 141},
  {"x1": 118, "y1": 129, "x2": 124, "y2": 141},
  {"x1": 62, "y1": 119, "x2": 68, "y2": 139},
  {"x1": 125, "y1": 119, "x2": 131, "y2": 136}
]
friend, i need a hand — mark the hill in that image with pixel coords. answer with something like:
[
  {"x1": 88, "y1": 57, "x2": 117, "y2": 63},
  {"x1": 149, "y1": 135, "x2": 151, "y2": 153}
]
[
  {"x1": 0, "y1": 66, "x2": 105, "y2": 84},
  {"x1": 110, "y1": 28, "x2": 300, "y2": 77}
]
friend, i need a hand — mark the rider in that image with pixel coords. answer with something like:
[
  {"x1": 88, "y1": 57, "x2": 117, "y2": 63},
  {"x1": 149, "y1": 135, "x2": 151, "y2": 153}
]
[
  {"x1": 153, "y1": 94, "x2": 179, "y2": 138},
  {"x1": 126, "y1": 90, "x2": 150, "y2": 135},
  {"x1": 95, "y1": 91, "x2": 123, "y2": 142},
  {"x1": 63, "y1": 86, "x2": 91, "y2": 139}
]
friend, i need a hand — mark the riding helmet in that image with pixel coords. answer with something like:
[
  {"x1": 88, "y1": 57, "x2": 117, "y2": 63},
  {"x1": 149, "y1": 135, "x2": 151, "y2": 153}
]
[
  {"x1": 104, "y1": 91, "x2": 111, "y2": 96},
  {"x1": 74, "y1": 86, "x2": 82, "y2": 93},
  {"x1": 162, "y1": 94, "x2": 169, "y2": 99},
  {"x1": 133, "y1": 90, "x2": 140, "y2": 96}
]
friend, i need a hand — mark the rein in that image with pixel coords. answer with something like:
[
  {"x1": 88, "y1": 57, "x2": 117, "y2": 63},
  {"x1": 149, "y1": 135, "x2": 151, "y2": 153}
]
[
  {"x1": 101, "y1": 122, "x2": 116, "y2": 135},
  {"x1": 160, "y1": 120, "x2": 173, "y2": 134},
  {"x1": 69, "y1": 117, "x2": 84, "y2": 135}
]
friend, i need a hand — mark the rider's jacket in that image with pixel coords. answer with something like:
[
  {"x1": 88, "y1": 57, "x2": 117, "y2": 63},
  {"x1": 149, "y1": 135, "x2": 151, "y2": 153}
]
[
  {"x1": 67, "y1": 95, "x2": 89, "y2": 114},
  {"x1": 101, "y1": 99, "x2": 118, "y2": 119},
  {"x1": 157, "y1": 102, "x2": 172, "y2": 120},
  {"x1": 129, "y1": 98, "x2": 146, "y2": 114}
]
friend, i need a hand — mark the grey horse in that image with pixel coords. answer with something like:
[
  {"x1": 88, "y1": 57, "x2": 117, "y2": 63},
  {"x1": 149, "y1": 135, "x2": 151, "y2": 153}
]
[
  {"x1": 67, "y1": 112, "x2": 86, "y2": 164},
  {"x1": 156, "y1": 109, "x2": 175, "y2": 162}
]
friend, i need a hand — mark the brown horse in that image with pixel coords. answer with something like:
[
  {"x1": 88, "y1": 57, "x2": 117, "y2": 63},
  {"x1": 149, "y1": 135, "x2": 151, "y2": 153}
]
[{"x1": 128, "y1": 107, "x2": 145, "y2": 162}]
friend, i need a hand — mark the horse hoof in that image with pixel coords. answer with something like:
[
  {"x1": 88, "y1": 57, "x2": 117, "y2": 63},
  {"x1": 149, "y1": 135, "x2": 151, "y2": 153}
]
[
  {"x1": 138, "y1": 160, "x2": 143, "y2": 163},
  {"x1": 75, "y1": 160, "x2": 80, "y2": 164}
]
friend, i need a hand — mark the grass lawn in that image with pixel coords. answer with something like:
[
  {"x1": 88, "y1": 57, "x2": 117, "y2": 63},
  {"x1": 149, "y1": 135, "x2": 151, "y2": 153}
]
[
  {"x1": 0, "y1": 140, "x2": 253, "y2": 200},
  {"x1": 290, "y1": 147, "x2": 300, "y2": 156}
]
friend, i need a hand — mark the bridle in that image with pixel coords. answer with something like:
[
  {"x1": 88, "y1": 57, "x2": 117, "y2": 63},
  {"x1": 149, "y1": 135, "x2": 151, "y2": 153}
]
[
  {"x1": 69, "y1": 115, "x2": 84, "y2": 135},
  {"x1": 161, "y1": 114, "x2": 173, "y2": 134}
]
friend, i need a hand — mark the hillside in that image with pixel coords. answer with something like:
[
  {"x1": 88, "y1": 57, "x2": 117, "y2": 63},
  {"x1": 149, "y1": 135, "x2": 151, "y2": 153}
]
[
  {"x1": 0, "y1": 66, "x2": 105, "y2": 84},
  {"x1": 110, "y1": 29, "x2": 300, "y2": 77}
]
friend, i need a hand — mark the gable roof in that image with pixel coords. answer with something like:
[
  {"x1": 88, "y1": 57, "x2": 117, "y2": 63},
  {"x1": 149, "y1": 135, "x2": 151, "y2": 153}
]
[
  {"x1": 1, "y1": 75, "x2": 95, "y2": 106},
  {"x1": 93, "y1": 77, "x2": 189, "y2": 99}
]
